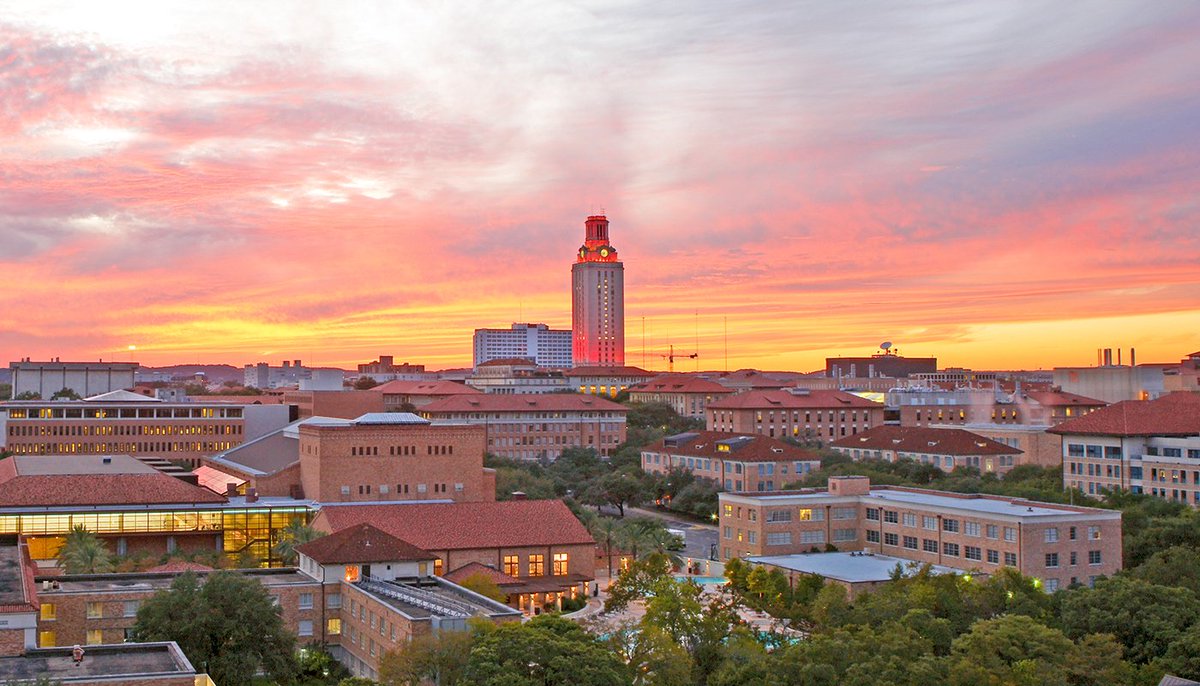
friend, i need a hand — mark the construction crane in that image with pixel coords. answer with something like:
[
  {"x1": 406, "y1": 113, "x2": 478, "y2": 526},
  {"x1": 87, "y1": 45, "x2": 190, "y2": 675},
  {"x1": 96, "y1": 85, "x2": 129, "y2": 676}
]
[{"x1": 659, "y1": 344, "x2": 698, "y2": 373}]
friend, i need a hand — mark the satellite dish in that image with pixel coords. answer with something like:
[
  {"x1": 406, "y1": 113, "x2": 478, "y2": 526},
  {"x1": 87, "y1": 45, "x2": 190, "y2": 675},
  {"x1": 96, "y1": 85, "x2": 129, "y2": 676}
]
[{"x1": 880, "y1": 341, "x2": 892, "y2": 351}]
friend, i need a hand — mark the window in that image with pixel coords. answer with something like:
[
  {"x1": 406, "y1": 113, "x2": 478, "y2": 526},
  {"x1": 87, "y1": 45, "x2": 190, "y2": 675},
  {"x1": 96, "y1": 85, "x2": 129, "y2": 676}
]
[
  {"x1": 87, "y1": 602, "x2": 103, "y2": 619},
  {"x1": 1069, "y1": 526, "x2": 1077, "y2": 541},
  {"x1": 922, "y1": 516, "x2": 937, "y2": 530},
  {"x1": 800, "y1": 530, "x2": 827, "y2": 544},
  {"x1": 1045, "y1": 553, "x2": 1059, "y2": 568},
  {"x1": 503, "y1": 555, "x2": 519, "y2": 576},
  {"x1": 298, "y1": 620, "x2": 313, "y2": 637},
  {"x1": 327, "y1": 618, "x2": 342, "y2": 635},
  {"x1": 903, "y1": 535, "x2": 918, "y2": 550},
  {"x1": 1046, "y1": 578, "x2": 1060, "y2": 592},
  {"x1": 986, "y1": 525, "x2": 998, "y2": 539},
  {"x1": 883, "y1": 510, "x2": 899, "y2": 524},
  {"x1": 964, "y1": 522, "x2": 980, "y2": 537},
  {"x1": 884, "y1": 532, "x2": 899, "y2": 546},
  {"x1": 766, "y1": 532, "x2": 792, "y2": 546},
  {"x1": 865, "y1": 508, "x2": 880, "y2": 521},
  {"x1": 529, "y1": 554, "x2": 545, "y2": 576},
  {"x1": 923, "y1": 539, "x2": 938, "y2": 553},
  {"x1": 327, "y1": 594, "x2": 341, "y2": 609},
  {"x1": 1088, "y1": 526, "x2": 1101, "y2": 540},
  {"x1": 747, "y1": 531, "x2": 758, "y2": 544},
  {"x1": 965, "y1": 546, "x2": 982, "y2": 561},
  {"x1": 942, "y1": 519, "x2": 959, "y2": 533},
  {"x1": 123, "y1": 601, "x2": 139, "y2": 617},
  {"x1": 723, "y1": 526, "x2": 732, "y2": 539},
  {"x1": 1088, "y1": 550, "x2": 1102, "y2": 565},
  {"x1": 1005, "y1": 552, "x2": 1017, "y2": 566},
  {"x1": 866, "y1": 530, "x2": 880, "y2": 543},
  {"x1": 902, "y1": 513, "x2": 917, "y2": 527},
  {"x1": 987, "y1": 549, "x2": 999, "y2": 564},
  {"x1": 552, "y1": 553, "x2": 569, "y2": 575},
  {"x1": 298, "y1": 593, "x2": 313, "y2": 610},
  {"x1": 832, "y1": 507, "x2": 857, "y2": 520},
  {"x1": 86, "y1": 629, "x2": 103, "y2": 645},
  {"x1": 943, "y1": 542, "x2": 959, "y2": 557},
  {"x1": 1044, "y1": 528, "x2": 1059, "y2": 543},
  {"x1": 724, "y1": 504, "x2": 733, "y2": 517},
  {"x1": 1004, "y1": 527, "x2": 1016, "y2": 542},
  {"x1": 40, "y1": 603, "x2": 55, "y2": 621},
  {"x1": 831, "y1": 529, "x2": 855, "y2": 542}
]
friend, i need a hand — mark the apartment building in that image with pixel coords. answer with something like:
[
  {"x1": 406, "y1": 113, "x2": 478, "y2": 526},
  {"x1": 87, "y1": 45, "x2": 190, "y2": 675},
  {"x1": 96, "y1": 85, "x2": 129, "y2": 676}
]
[
  {"x1": 720, "y1": 476, "x2": 1121, "y2": 592},
  {"x1": 1050, "y1": 391, "x2": 1200, "y2": 504},
  {"x1": 566, "y1": 366, "x2": 655, "y2": 398},
  {"x1": 420, "y1": 394, "x2": 627, "y2": 460},
  {"x1": 472, "y1": 323, "x2": 573, "y2": 369},
  {"x1": 707, "y1": 389, "x2": 884, "y2": 443},
  {"x1": 641, "y1": 431, "x2": 821, "y2": 492},
  {"x1": 831, "y1": 426, "x2": 1023, "y2": 475},
  {"x1": 466, "y1": 359, "x2": 569, "y2": 395},
  {"x1": 627, "y1": 375, "x2": 735, "y2": 419},
  {"x1": 897, "y1": 388, "x2": 1105, "y2": 427},
  {"x1": 374, "y1": 379, "x2": 479, "y2": 410},
  {"x1": 0, "y1": 390, "x2": 290, "y2": 466}
]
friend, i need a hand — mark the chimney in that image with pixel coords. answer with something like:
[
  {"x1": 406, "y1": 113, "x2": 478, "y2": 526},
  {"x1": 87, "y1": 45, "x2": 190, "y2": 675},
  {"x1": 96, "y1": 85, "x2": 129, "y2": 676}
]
[
  {"x1": 1117, "y1": 349, "x2": 1122, "y2": 366},
  {"x1": 246, "y1": 487, "x2": 258, "y2": 503},
  {"x1": 225, "y1": 482, "x2": 239, "y2": 496},
  {"x1": 1130, "y1": 348, "x2": 1136, "y2": 367},
  {"x1": 1097, "y1": 348, "x2": 1102, "y2": 366},
  {"x1": 511, "y1": 491, "x2": 527, "y2": 501},
  {"x1": 1103, "y1": 349, "x2": 1112, "y2": 366},
  {"x1": 294, "y1": 360, "x2": 302, "y2": 368},
  {"x1": 282, "y1": 361, "x2": 290, "y2": 368}
]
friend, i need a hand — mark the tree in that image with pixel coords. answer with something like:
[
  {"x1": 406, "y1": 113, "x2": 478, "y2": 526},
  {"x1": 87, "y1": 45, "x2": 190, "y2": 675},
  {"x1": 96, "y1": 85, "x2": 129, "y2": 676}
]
[
  {"x1": 1059, "y1": 576, "x2": 1200, "y2": 664},
  {"x1": 0, "y1": 383, "x2": 11, "y2": 401},
  {"x1": 1156, "y1": 624, "x2": 1200, "y2": 682},
  {"x1": 13, "y1": 391, "x2": 40, "y2": 400},
  {"x1": 461, "y1": 614, "x2": 629, "y2": 686},
  {"x1": 585, "y1": 469, "x2": 648, "y2": 517},
  {"x1": 588, "y1": 515, "x2": 624, "y2": 579},
  {"x1": 49, "y1": 387, "x2": 81, "y2": 400},
  {"x1": 297, "y1": 642, "x2": 352, "y2": 684},
  {"x1": 607, "y1": 624, "x2": 693, "y2": 686},
  {"x1": 353, "y1": 376, "x2": 379, "y2": 390},
  {"x1": 1130, "y1": 544, "x2": 1200, "y2": 594},
  {"x1": 946, "y1": 614, "x2": 1075, "y2": 685},
  {"x1": 131, "y1": 571, "x2": 297, "y2": 686},
  {"x1": 605, "y1": 552, "x2": 673, "y2": 613},
  {"x1": 380, "y1": 629, "x2": 474, "y2": 686},
  {"x1": 456, "y1": 572, "x2": 508, "y2": 603},
  {"x1": 273, "y1": 521, "x2": 325, "y2": 566},
  {"x1": 58, "y1": 525, "x2": 113, "y2": 574}
]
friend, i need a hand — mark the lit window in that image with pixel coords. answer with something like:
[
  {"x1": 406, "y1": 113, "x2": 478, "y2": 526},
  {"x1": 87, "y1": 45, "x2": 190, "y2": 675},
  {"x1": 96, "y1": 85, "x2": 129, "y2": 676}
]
[
  {"x1": 40, "y1": 604, "x2": 56, "y2": 621},
  {"x1": 327, "y1": 618, "x2": 342, "y2": 635},
  {"x1": 552, "y1": 553, "x2": 569, "y2": 576},
  {"x1": 86, "y1": 602, "x2": 102, "y2": 619},
  {"x1": 86, "y1": 629, "x2": 103, "y2": 645}
]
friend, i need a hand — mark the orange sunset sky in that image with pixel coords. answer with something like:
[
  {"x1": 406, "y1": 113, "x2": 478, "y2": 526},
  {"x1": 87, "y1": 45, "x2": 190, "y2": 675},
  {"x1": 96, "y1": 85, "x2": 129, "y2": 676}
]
[{"x1": 2, "y1": 2, "x2": 1199, "y2": 373}]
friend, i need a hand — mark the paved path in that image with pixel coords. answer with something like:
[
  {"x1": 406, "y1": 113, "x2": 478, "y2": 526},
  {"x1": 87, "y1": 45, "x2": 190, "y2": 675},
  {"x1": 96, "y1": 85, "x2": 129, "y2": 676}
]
[{"x1": 627, "y1": 506, "x2": 719, "y2": 562}]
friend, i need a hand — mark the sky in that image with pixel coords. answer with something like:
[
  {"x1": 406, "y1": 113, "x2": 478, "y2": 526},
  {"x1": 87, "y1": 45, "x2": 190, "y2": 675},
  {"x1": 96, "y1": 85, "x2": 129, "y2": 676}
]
[{"x1": 2, "y1": 1, "x2": 1199, "y2": 373}]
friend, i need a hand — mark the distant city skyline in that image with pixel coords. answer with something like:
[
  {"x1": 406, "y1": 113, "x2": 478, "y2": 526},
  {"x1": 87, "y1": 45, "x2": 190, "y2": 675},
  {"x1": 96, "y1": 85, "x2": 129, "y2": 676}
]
[{"x1": 2, "y1": 2, "x2": 1198, "y2": 371}]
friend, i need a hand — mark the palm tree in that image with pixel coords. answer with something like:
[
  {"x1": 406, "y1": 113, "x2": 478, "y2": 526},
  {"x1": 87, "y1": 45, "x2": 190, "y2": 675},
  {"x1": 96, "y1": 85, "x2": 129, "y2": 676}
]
[
  {"x1": 273, "y1": 521, "x2": 325, "y2": 565},
  {"x1": 58, "y1": 525, "x2": 114, "y2": 574},
  {"x1": 588, "y1": 516, "x2": 623, "y2": 579}
]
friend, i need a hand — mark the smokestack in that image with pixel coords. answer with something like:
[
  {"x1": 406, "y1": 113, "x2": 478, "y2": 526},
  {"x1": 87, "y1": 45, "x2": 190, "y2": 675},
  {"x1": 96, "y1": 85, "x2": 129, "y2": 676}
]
[
  {"x1": 1117, "y1": 349, "x2": 1122, "y2": 366},
  {"x1": 1103, "y1": 349, "x2": 1112, "y2": 366},
  {"x1": 294, "y1": 360, "x2": 302, "y2": 368},
  {"x1": 1130, "y1": 348, "x2": 1136, "y2": 367},
  {"x1": 1097, "y1": 349, "x2": 1102, "y2": 366}
]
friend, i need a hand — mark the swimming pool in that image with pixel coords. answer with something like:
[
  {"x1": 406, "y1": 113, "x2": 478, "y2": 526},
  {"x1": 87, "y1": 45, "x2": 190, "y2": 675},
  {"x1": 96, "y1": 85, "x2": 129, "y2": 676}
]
[{"x1": 673, "y1": 574, "x2": 727, "y2": 585}]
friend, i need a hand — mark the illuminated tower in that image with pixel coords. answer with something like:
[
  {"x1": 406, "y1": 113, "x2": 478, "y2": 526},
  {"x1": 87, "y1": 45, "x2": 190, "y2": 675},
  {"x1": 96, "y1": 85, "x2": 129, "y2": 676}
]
[{"x1": 572, "y1": 215, "x2": 625, "y2": 366}]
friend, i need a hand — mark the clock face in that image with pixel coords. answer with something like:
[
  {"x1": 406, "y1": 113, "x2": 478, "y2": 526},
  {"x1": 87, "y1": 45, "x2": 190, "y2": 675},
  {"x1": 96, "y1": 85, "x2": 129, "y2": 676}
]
[{"x1": 600, "y1": 248, "x2": 609, "y2": 257}]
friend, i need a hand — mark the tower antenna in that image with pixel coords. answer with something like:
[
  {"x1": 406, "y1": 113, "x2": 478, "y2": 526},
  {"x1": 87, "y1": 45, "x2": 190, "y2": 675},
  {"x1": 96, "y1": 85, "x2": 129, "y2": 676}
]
[
  {"x1": 642, "y1": 316, "x2": 646, "y2": 370},
  {"x1": 694, "y1": 310, "x2": 700, "y2": 372},
  {"x1": 724, "y1": 316, "x2": 728, "y2": 373}
]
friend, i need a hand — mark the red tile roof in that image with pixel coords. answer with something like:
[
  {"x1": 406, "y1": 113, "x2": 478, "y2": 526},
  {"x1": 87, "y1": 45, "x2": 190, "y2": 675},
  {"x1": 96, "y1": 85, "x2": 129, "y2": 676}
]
[
  {"x1": 630, "y1": 375, "x2": 734, "y2": 395},
  {"x1": 295, "y1": 523, "x2": 434, "y2": 564},
  {"x1": 0, "y1": 473, "x2": 227, "y2": 507},
  {"x1": 314, "y1": 500, "x2": 595, "y2": 551},
  {"x1": 831, "y1": 426, "x2": 1020, "y2": 456},
  {"x1": 374, "y1": 380, "x2": 480, "y2": 395},
  {"x1": 443, "y1": 561, "x2": 522, "y2": 587},
  {"x1": 1023, "y1": 391, "x2": 1106, "y2": 407},
  {"x1": 644, "y1": 431, "x2": 820, "y2": 463},
  {"x1": 567, "y1": 366, "x2": 654, "y2": 377},
  {"x1": 421, "y1": 393, "x2": 627, "y2": 414},
  {"x1": 707, "y1": 389, "x2": 883, "y2": 410},
  {"x1": 1048, "y1": 391, "x2": 1200, "y2": 437}
]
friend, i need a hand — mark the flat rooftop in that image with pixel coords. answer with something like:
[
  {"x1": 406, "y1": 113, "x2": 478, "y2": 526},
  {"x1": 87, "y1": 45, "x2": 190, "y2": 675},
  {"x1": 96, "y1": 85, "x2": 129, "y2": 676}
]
[
  {"x1": 865, "y1": 488, "x2": 1112, "y2": 518},
  {"x1": 39, "y1": 568, "x2": 316, "y2": 595},
  {"x1": 354, "y1": 577, "x2": 520, "y2": 620},
  {"x1": 0, "y1": 642, "x2": 193, "y2": 681},
  {"x1": 750, "y1": 552, "x2": 965, "y2": 584},
  {"x1": 11, "y1": 454, "x2": 159, "y2": 476},
  {"x1": 0, "y1": 547, "x2": 30, "y2": 608}
]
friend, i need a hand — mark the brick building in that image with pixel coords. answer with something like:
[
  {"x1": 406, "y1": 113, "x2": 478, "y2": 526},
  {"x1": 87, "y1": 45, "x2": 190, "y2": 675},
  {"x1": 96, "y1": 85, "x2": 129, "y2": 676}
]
[
  {"x1": 566, "y1": 366, "x2": 656, "y2": 398},
  {"x1": 280, "y1": 390, "x2": 385, "y2": 420},
  {"x1": 640, "y1": 431, "x2": 821, "y2": 492},
  {"x1": 420, "y1": 394, "x2": 627, "y2": 460},
  {"x1": 374, "y1": 379, "x2": 479, "y2": 410},
  {"x1": 831, "y1": 426, "x2": 1023, "y2": 475},
  {"x1": 720, "y1": 476, "x2": 1122, "y2": 592},
  {"x1": 897, "y1": 388, "x2": 1105, "y2": 428},
  {"x1": 204, "y1": 413, "x2": 496, "y2": 503},
  {"x1": 0, "y1": 391, "x2": 290, "y2": 466},
  {"x1": 311, "y1": 499, "x2": 595, "y2": 615},
  {"x1": 627, "y1": 375, "x2": 735, "y2": 420},
  {"x1": 1050, "y1": 391, "x2": 1200, "y2": 503},
  {"x1": 706, "y1": 389, "x2": 884, "y2": 443}
]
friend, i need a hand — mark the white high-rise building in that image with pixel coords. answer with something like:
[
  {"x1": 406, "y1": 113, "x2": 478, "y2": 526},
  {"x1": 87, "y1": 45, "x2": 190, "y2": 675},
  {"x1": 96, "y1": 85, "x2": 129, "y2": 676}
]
[
  {"x1": 472, "y1": 323, "x2": 573, "y2": 369},
  {"x1": 571, "y1": 215, "x2": 625, "y2": 367}
]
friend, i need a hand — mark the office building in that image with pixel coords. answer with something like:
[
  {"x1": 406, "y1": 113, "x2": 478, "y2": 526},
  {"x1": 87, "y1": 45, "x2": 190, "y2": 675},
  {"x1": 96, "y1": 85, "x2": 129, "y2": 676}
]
[
  {"x1": 571, "y1": 215, "x2": 624, "y2": 366},
  {"x1": 707, "y1": 388, "x2": 885, "y2": 443},
  {"x1": 640, "y1": 431, "x2": 821, "y2": 492},
  {"x1": 826, "y1": 351, "x2": 936, "y2": 379},
  {"x1": 466, "y1": 359, "x2": 569, "y2": 395},
  {"x1": 473, "y1": 324, "x2": 573, "y2": 369},
  {"x1": 628, "y1": 375, "x2": 735, "y2": 419},
  {"x1": 566, "y1": 365, "x2": 655, "y2": 398},
  {"x1": 720, "y1": 476, "x2": 1122, "y2": 592}
]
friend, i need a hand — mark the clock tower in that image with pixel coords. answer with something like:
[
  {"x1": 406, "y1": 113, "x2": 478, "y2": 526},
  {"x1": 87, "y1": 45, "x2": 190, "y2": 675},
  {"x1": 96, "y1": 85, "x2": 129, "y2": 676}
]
[{"x1": 572, "y1": 215, "x2": 625, "y2": 366}]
